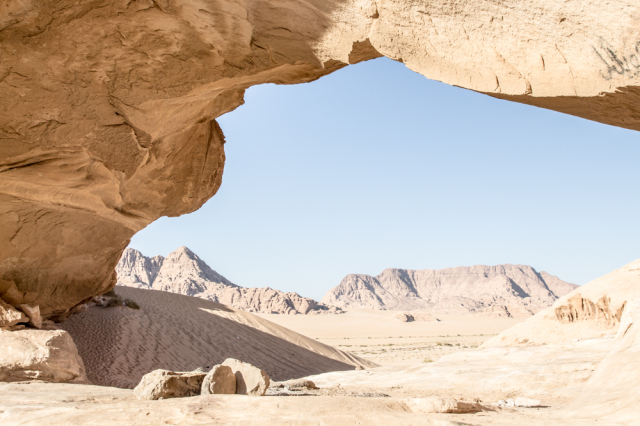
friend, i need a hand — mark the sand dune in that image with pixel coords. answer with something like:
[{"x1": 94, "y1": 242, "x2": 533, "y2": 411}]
[{"x1": 59, "y1": 287, "x2": 373, "y2": 389}]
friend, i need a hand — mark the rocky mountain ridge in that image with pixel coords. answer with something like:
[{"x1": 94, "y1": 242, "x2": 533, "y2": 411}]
[
  {"x1": 321, "y1": 265, "x2": 578, "y2": 318},
  {"x1": 116, "y1": 247, "x2": 340, "y2": 315}
]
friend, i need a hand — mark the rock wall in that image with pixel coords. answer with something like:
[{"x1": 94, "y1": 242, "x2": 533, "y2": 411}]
[{"x1": 1, "y1": 0, "x2": 639, "y2": 316}]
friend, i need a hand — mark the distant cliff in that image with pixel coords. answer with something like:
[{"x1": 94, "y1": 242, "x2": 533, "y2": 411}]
[
  {"x1": 116, "y1": 247, "x2": 341, "y2": 315},
  {"x1": 321, "y1": 265, "x2": 577, "y2": 318}
]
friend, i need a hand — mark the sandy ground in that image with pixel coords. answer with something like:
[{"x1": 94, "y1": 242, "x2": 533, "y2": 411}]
[
  {"x1": 256, "y1": 309, "x2": 524, "y2": 365},
  {"x1": 58, "y1": 287, "x2": 372, "y2": 388},
  {"x1": 1, "y1": 293, "x2": 626, "y2": 425}
]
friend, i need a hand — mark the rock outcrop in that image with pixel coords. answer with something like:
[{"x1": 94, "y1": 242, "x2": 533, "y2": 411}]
[
  {"x1": 482, "y1": 258, "x2": 640, "y2": 347},
  {"x1": 322, "y1": 265, "x2": 577, "y2": 316},
  {"x1": 222, "y1": 358, "x2": 271, "y2": 396},
  {"x1": 555, "y1": 294, "x2": 624, "y2": 326},
  {"x1": 133, "y1": 369, "x2": 206, "y2": 401},
  {"x1": 0, "y1": 329, "x2": 87, "y2": 383},
  {"x1": 201, "y1": 364, "x2": 236, "y2": 395},
  {"x1": 1, "y1": 0, "x2": 639, "y2": 316},
  {"x1": 117, "y1": 247, "x2": 341, "y2": 315}
]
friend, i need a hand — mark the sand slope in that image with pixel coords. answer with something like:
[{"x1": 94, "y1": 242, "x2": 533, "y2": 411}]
[{"x1": 59, "y1": 287, "x2": 374, "y2": 388}]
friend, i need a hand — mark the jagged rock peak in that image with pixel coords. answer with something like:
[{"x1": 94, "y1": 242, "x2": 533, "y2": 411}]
[
  {"x1": 321, "y1": 264, "x2": 578, "y2": 317},
  {"x1": 116, "y1": 247, "x2": 342, "y2": 315}
]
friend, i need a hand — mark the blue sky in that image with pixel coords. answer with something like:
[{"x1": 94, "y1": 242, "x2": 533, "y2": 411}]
[{"x1": 130, "y1": 57, "x2": 640, "y2": 301}]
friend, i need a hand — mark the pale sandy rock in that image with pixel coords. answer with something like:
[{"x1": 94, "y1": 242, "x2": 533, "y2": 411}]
[
  {"x1": 17, "y1": 304, "x2": 42, "y2": 329},
  {"x1": 117, "y1": 247, "x2": 342, "y2": 315},
  {"x1": 277, "y1": 379, "x2": 318, "y2": 390},
  {"x1": 0, "y1": 329, "x2": 87, "y2": 383},
  {"x1": 483, "y1": 258, "x2": 640, "y2": 347},
  {"x1": 222, "y1": 358, "x2": 270, "y2": 396},
  {"x1": 406, "y1": 397, "x2": 483, "y2": 413},
  {"x1": 0, "y1": 299, "x2": 27, "y2": 329},
  {"x1": 568, "y1": 299, "x2": 640, "y2": 423},
  {"x1": 514, "y1": 397, "x2": 542, "y2": 408},
  {"x1": 134, "y1": 369, "x2": 206, "y2": 401},
  {"x1": 322, "y1": 265, "x2": 577, "y2": 315},
  {"x1": 201, "y1": 364, "x2": 236, "y2": 395},
  {"x1": 1, "y1": 0, "x2": 639, "y2": 318}
]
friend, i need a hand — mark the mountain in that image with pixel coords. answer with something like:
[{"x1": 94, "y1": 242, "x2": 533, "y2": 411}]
[
  {"x1": 321, "y1": 265, "x2": 578, "y2": 318},
  {"x1": 116, "y1": 247, "x2": 341, "y2": 315}
]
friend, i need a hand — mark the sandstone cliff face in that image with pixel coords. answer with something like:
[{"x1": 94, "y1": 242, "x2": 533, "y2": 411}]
[
  {"x1": 1, "y1": 0, "x2": 639, "y2": 315},
  {"x1": 321, "y1": 265, "x2": 577, "y2": 317},
  {"x1": 117, "y1": 247, "x2": 340, "y2": 314}
]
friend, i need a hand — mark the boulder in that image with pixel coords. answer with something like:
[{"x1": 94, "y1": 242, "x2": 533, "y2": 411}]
[
  {"x1": 406, "y1": 397, "x2": 484, "y2": 414},
  {"x1": 16, "y1": 304, "x2": 42, "y2": 329},
  {"x1": 134, "y1": 369, "x2": 206, "y2": 401},
  {"x1": 0, "y1": 329, "x2": 87, "y2": 383},
  {"x1": 0, "y1": 299, "x2": 28, "y2": 329},
  {"x1": 201, "y1": 365, "x2": 236, "y2": 395},
  {"x1": 222, "y1": 358, "x2": 270, "y2": 396}
]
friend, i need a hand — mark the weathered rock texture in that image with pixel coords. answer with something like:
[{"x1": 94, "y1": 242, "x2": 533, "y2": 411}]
[
  {"x1": 117, "y1": 247, "x2": 341, "y2": 314},
  {"x1": 0, "y1": 329, "x2": 87, "y2": 383},
  {"x1": 322, "y1": 265, "x2": 577, "y2": 317},
  {"x1": 1, "y1": 0, "x2": 639, "y2": 316},
  {"x1": 133, "y1": 369, "x2": 206, "y2": 401},
  {"x1": 555, "y1": 294, "x2": 624, "y2": 326},
  {"x1": 201, "y1": 364, "x2": 236, "y2": 395},
  {"x1": 483, "y1": 258, "x2": 640, "y2": 347},
  {"x1": 222, "y1": 358, "x2": 270, "y2": 396}
]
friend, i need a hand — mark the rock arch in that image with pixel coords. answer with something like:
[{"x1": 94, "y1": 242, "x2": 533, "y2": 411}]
[{"x1": 1, "y1": 0, "x2": 639, "y2": 317}]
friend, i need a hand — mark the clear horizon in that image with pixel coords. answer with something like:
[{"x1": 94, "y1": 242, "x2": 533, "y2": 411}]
[{"x1": 129, "y1": 57, "x2": 640, "y2": 301}]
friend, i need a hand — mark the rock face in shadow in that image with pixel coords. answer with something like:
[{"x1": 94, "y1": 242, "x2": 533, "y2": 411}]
[
  {"x1": 322, "y1": 265, "x2": 577, "y2": 316},
  {"x1": 117, "y1": 247, "x2": 342, "y2": 314},
  {"x1": 1, "y1": 0, "x2": 640, "y2": 316}
]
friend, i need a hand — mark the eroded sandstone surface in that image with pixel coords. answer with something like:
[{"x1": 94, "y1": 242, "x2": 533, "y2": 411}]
[{"x1": 1, "y1": 0, "x2": 640, "y2": 316}]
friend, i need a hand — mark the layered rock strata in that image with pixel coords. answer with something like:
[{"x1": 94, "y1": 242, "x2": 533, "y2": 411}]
[
  {"x1": 116, "y1": 247, "x2": 341, "y2": 314},
  {"x1": 322, "y1": 265, "x2": 577, "y2": 316},
  {"x1": 1, "y1": 0, "x2": 640, "y2": 315}
]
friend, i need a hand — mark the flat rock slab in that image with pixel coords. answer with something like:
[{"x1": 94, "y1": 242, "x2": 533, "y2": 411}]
[{"x1": 0, "y1": 382, "x2": 604, "y2": 426}]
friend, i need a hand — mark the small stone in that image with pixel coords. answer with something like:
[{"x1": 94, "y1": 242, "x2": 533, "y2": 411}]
[
  {"x1": 514, "y1": 397, "x2": 542, "y2": 407},
  {"x1": 283, "y1": 379, "x2": 317, "y2": 390},
  {"x1": 0, "y1": 299, "x2": 27, "y2": 328},
  {"x1": 221, "y1": 358, "x2": 270, "y2": 396},
  {"x1": 17, "y1": 304, "x2": 42, "y2": 329},
  {"x1": 134, "y1": 369, "x2": 206, "y2": 401},
  {"x1": 201, "y1": 365, "x2": 236, "y2": 395},
  {"x1": 406, "y1": 397, "x2": 483, "y2": 413}
]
